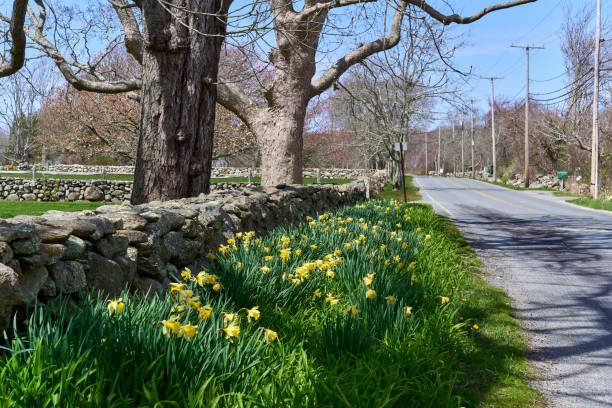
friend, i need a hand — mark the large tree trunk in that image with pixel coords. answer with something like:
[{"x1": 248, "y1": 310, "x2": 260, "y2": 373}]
[
  {"x1": 255, "y1": 96, "x2": 308, "y2": 186},
  {"x1": 132, "y1": 0, "x2": 227, "y2": 204}
]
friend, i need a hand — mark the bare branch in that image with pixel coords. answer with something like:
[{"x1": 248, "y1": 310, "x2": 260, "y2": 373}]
[
  {"x1": 110, "y1": 0, "x2": 144, "y2": 64},
  {"x1": 216, "y1": 81, "x2": 260, "y2": 127},
  {"x1": 297, "y1": 0, "x2": 376, "y2": 22},
  {"x1": 25, "y1": 1, "x2": 142, "y2": 94},
  {"x1": 310, "y1": 0, "x2": 407, "y2": 97},
  {"x1": 407, "y1": 0, "x2": 537, "y2": 25},
  {"x1": 0, "y1": 0, "x2": 28, "y2": 77}
]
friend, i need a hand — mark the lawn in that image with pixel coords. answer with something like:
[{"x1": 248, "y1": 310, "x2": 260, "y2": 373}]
[
  {"x1": 567, "y1": 197, "x2": 612, "y2": 211},
  {"x1": 0, "y1": 172, "x2": 353, "y2": 185},
  {"x1": 0, "y1": 196, "x2": 540, "y2": 406},
  {"x1": 379, "y1": 175, "x2": 422, "y2": 201},
  {"x1": 0, "y1": 201, "x2": 105, "y2": 218}
]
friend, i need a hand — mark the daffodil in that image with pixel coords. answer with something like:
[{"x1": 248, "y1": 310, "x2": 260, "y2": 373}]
[
  {"x1": 236, "y1": 261, "x2": 243, "y2": 268},
  {"x1": 416, "y1": 227, "x2": 422, "y2": 232},
  {"x1": 280, "y1": 249, "x2": 291, "y2": 262},
  {"x1": 310, "y1": 244, "x2": 318, "y2": 250},
  {"x1": 218, "y1": 245, "x2": 229, "y2": 254},
  {"x1": 385, "y1": 295, "x2": 396, "y2": 305},
  {"x1": 326, "y1": 270, "x2": 335, "y2": 279},
  {"x1": 186, "y1": 297, "x2": 201, "y2": 309},
  {"x1": 198, "y1": 305, "x2": 213, "y2": 320},
  {"x1": 223, "y1": 312, "x2": 238, "y2": 325},
  {"x1": 246, "y1": 306, "x2": 260, "y2": 322},
  {"x1": 107, "y1": 298, "x2": 124, "y2": 316},
  {"x1": 263, "y1": 328, "x2": 278, "y2": 342},
  {"x1": 178, "y1": 289, "x2": 193, "y2": 300},
  {"x1": 309, "y1": 221, "x2": 317, "y2": 227},
  {"x1": 213, "y1": 283, "x2": 222, "y2": 292},
  {"x1": 402, "y1": 242, "x2": 408, "y2": 249},
  {"x1": 473, "y1": 324, "x2": 479, "y2": 330},
  {"x1": 161, "y1": 318, "x2": 181, "y2": 338},
  {"x1": 260, "y1": 266, "x2": 270, "y2": 273},
  {"x1": 264, "y1": 255, "x2": 274, "y2": 262},
  {"x1": 178, "y1": 324, "x2": 198, "y2": 340},
  {"x1": 181, "y1": 268, "x2": 192, "y2": 280},
  {"x1": 264, "y1": 247, "x2": 270, "y2": 253},
  {"x1": 169, "y1": 282, "x2": 185, "y2": 293},
  {"x1": 425, "y1": 234, "x2": 431, "y2": 240},
  {"x1": 206, "y1": 252, "x2": 215, "y2": 260},
  {"x1": 380, "y1": 244, "x2": 387, "y2": 251},
  {"x1": 403, "y1": 306, "x2": 413, "y2": 317},
  {"x1": 343, "y1": 243, "x2": 351, "y2": 250},
  {"x1": 295, "y1": 249, "x2": 302, "y2": 256},
  {"x1": 440, "y1": 296, "x2": 450, "y2": 304},
  {"x1": 325, "y1": 294, "x2": 340, "y2": 305},
  {"x1": 366, "y1": 289, "x2": 376, "y2": 299},
  {"x1": 222, "y1": 323, "x2": 240, "y2": 341},
  {"x1": 313, "y1": 289, "x2": 322, "y2": 298}
]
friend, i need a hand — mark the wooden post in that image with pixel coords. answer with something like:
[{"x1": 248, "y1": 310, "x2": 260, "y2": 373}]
[
  {"x1": 32, "y1": 167, "x2": 35, "y2": 180},
  {"x1": 399, "y1": 144, "x2": 407, "y2": 202},
  {"x1": 591, "y1": 0, "x2": 602, "y2": 199},
  {"x1": 248, "y1": 168, "x2": 253, "y2": 183},
  {"x1": 316, "y1": 168, "x2": 321, "y2": 184},
  {"x1": 471, "y1": 99, "x2": 475, "y2": 178},
  {"x1": 102, "y1": 168, "x2": 106, "y2": 181}
]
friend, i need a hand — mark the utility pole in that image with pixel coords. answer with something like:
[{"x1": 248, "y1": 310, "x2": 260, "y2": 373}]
[
  {"x1": 461, "y1": 120, "x2": 465, "y2": 177},
  {"x1": 511, "y1": 44, "x2": 544, "y2": 188},
  {"x1": 437, "y1": 127, "x2": 441, "y2": 175},
  {"x1": 481, "y1": 76, "x2": 503, "y2": 181},
  {"x1": 452, "y1": 121, "x2": 456, "y2": 176},
  {"x1": 470, "y1": 99, "x2": 475, "y2": 178},
  {"x1": 425, "y1": 132, "x2": 428, "y2": 174},
  {"x1": 591, "y1": 0, "x2": 602, "y2": 199}
]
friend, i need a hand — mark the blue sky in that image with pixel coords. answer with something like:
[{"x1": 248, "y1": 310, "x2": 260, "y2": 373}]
[{"x1": 447, "y1": 0, "x2": 610, "y2": 115}]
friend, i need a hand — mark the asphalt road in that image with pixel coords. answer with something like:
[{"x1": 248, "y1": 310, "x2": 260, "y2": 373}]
[{"x1": 413, "y1": 175, "x2": 612, "y2": 408}]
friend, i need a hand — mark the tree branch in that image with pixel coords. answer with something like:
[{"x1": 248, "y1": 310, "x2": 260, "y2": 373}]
[
  {"x1": 110, "y1": 0, "x2": 144, "y2": 64},
  {"x1": 0, "y1": 0, "x2": 28, "y2": 77},
  {"x1": 407, "y1": 0, "x2": 537, "y2": 25},
  {"x1": 310, "y1": 0, "x2": 407, "y2": 97},
  {"x1": 216, "y1": 81, "x2": 260, "y2": 127},
  {"x1": 298, "y1": 0, "x2": 376, "y2": 22},
  {"x1": 25, "y1": 1, "x2": 142, "y2": 94}
]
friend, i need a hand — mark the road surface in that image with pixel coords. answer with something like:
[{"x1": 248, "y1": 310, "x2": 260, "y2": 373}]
[{"x1": 413, "y1": 175, "x2": 612, "y2": 408}]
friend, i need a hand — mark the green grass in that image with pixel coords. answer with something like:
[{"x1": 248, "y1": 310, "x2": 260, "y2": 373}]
[
  {"x1": 567, "y1": 197, "x2": 612, "y2": 211},
  {"x1": 0, "y1": 173, "x2": 353, "y2": 185},
  {"x1": 379, "y1": 175, "x2": 422, "y2": 201},
  {"x1": 552, "y1": 191, "x2": 584, "y2": 197},
  {"x1": 0, "y1": 197, "x2": 541, "y2": 407},
  {"x1": 0, "y1": 201, "x2": 105, "y2": 218}
]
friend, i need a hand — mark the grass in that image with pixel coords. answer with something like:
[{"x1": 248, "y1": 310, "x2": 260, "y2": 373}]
[
  {"x1": 379, "y1": 175, "x2": 422, "y2": 201},
  {"x1": 0, "y1": 201, "x2": 105, "y2": 218},
  {"x1": 567, "y1": 197, "x2": 612, "y2": 211},
  {"x1": 0, "y1": 172, "x2": 353, "y2": 185},
  {"x1": 552, "y1": 191, "x2": 584, "y2": 197},
  {"x1": 0, "y1": 192, "x2": 541, "y2": 406}
]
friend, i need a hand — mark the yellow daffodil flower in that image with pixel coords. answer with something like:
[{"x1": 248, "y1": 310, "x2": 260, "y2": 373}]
[
  {"x1": 473, "y1": 324, "x2": 479, "y2": 330},
  {"x1": 343, "y1": 243, "x2": 351, "y2": 250},
  {"x1": 260, "y1": 266, "x2": 270, "y2": 273},
  {"x1": 206, "y1": 252, "x2": 215, "y2": 260},
  {"x1": 440, "y1": 296, "x2": 450, "y2": 304},
  {"x1": 325, "y1": 294, "x2": 340, "y2": 305},
  {"x1": 213, "y1": 283, "x2": 222, "y2": 292},
  {"x1": 236, "y1": 261, "x2": 243, "y2": 268},
  {"x1": 310, "y1": 244, "x2": 318, "y2": 250},
  {"x1": 403, "y1": 306, "x2": 412, "y2": 317},
  {"x1": 179, "y1": 289, "x2": 193, "y2": 300},
  {"x1": 198, "y1": 305, "x2": 213, "y2": 321},
  {"x1": 425, "y1": 234, "x2": 431, "y2": 240},
  {"x1": 223, "y1": 312, "x2": 238, "y2": 325},
  {"x1": 306, "y1": 216, "x2": 312, "y2": 221},
  {"x1": 295, "y1": 249, "x2": 302, "y2": 256},
  {"x1": 169, "y1": 282, "x2": 185, "y2": 293},
  {"x1": 280, "y1": 249, "x2": 291, "y2": 262},
  {"x1": 178, "y1": 324, "x2": 198, "y2": 340},
  {"x1": 107, "y1": 298, "x2": 124, "y2": 316},
  {"x1": 326, "y1": 270, "x2": 335, "y2": 279},
  {"x1": 264, "y1": 255, "x2": 274, "y2": 262},
  {"x1": 218, "y1": 245, "x2": 229, "y2": 254},
  {"x1": 181, "y1": 268, "x2": 192, "y2": 280},
  {"x1": 380, "y1": 244, "x2": 387, "y2": 251},
  {"x1": 313, "y1": 289, "x2": 322, "y2": 298},
  {"x1": 309, "y1": 221, "x2": 317, "y2": 227},
  {"x1": 161, "y1": 318, "x2": 181, "y2": 338},
  {"x1": 385, "y1": 295, "x2": 396, "y2": 305},
  {"x1": 263, "y1": 328, "x2": 278, "y2": 342},
  {"x1": 402, "y1": 242, "x2": 408, "y2": 249},
  {"x1": 246, "y1": 306, "x2": 260, "y2": 322},
  {"x1": 227, "y1": 238, "x2": 235, "y2": 245},
  {"x1": 416, "y1": 227, "x2": 422, "y2": 232},
  {"x1": 222, "y1": 323, "x2": 240, "y2": 341},
  {"x1": 366, "y1": 289, "x2": 376, "y2": 299}
]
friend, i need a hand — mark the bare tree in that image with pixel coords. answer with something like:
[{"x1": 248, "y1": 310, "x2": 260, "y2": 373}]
[
  {"x1": 215, "y1": 0, "x2": 536, "y2": 185},
  {"x1": 330, "y1": 20, "x2": 460, "y2": 187}
]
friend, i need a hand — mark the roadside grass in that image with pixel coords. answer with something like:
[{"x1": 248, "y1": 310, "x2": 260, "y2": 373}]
[
  {"x1": 552, "y1": 191, "x2": 584, "y2": 198},
  {"x1": 379, "y1": 175, "x2": 422, "y2": 201},
  {"x1": 0, "y1": 201, "x2": 105, "y2": 218},
  {"x1": 567, "y1": 197, "x2": 612, "y2": 211},
  {"x1": 0, "y1": 172, "x2": 353, "y2": 185},
  {"x1": 0, "y1": 194, "x2": 542, "y2": 406}
]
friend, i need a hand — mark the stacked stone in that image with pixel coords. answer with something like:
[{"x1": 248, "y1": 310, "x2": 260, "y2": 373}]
[
  {"x1": 0, "y1": 173, "x2": 387, "y2": 332},
  {"x1": 0, "y1": 178, "x2": 132, "y2": 202},
  {"x1": 48, "y1": 164, "x2": 135, "y2": 174}
]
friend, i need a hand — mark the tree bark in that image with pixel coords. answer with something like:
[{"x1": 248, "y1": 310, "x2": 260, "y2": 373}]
[{"x1": 132, "y1": 0, "x2": 228, "y2": 204}]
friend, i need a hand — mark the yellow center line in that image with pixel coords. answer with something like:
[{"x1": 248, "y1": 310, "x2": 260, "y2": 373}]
[{"x1": 444, "y1": 178, "x2": 545, "y2": 214}]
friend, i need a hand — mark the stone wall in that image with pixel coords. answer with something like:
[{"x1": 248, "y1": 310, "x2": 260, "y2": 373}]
[
  {"x1": 42, "y1": 164, "x2": 375, "y2": 179},
  {"x1": 0, "y1": 173, "x2": 387, "y2": 331},
  {"x1": 0, "y1": 178, "x2": 257, "y2": 203}
]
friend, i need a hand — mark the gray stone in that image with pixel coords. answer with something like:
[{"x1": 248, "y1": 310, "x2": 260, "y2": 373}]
[
  {"x1": 12, "y1": 236, "x2": 42, "y2": 255},
  {"x1": 63, "y1": 235, "x2": 87, "y2": 260},
  {"x1": 49, "y1": 261, "x2": 87, "y2": 294},
  {"x1": 39, "y1": 276, "x2": 57, "y2": 298},
  {"x1": 35, "y1": 225, "x2": 73, "y2": 243},
  {"x1": 84, "y1": 186, "x2": 104, "y2": 201},
  {"x1": 22, "y1": 193, "x2": 36, "y2": 201},
  {"x1": 94, "y1": 234, "x2": 129, "y2": 258},
  {"x1": 6, "y1": 193, "x2": 19, "y2": 201},
  {"x1": 85, "y1": 252, "x2": 126, "y2": 296},
  {"x1": 130, "y1": 277, "x2": 164, "y2": 295},
  {"x1": 162, "y1": 231, "x2": 184, "y2": 259},
  {"x1": 0, "y1": 222, "x2": 35, "y2": 242},
  {"x1": 40, "y1": 243, "x2": 66, "y2": 265},
  {"x1": 114, "y1": 229, "x2": 147, "y2": 244},
  {"x1": 66, "y1": 192, "x2": 80, "y2": 201},
  {"x1": 0, "y1": 241, "x2": 13, "y2": 264},
  {"x1": 113, "y1": 255, "x2": 137, "y2": 283}
]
